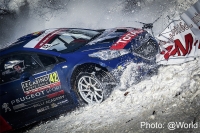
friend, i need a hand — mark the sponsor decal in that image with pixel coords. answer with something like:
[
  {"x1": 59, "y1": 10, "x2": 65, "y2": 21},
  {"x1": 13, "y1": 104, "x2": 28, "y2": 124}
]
[
  {"x1": 2, "y1": 103, "x2": 11, "y2": 113},
  {"x1": 156, "y1": 1, "x2": 200, "y2": 65},
  {"x1": 33, "y1": 95, "x2": 65, "y2": 108},
  {"x1": 156, "y1": 18, "x2": 200, "y2": 64},
  {"x1": 168, "y1": 21, "x2": 193, "y2": 39},
  {"x1": 160, "y1": 33, "x2": 199, "y2": 60},
  {"x1": 57, "y1": 99, "x2": 69, "y2": 105},
  {"x1": 11, "y1": 87, "x2": 63, "y2": 111},
  {"x1": 12, "y1": 91, "x2": 66, "y2": 113},
  {"x1": 13, "y1": 103, "x2": 26, "y2": 110},
  {"x1": 51, "y1": 103, "x2": 58, "y2": 108},
  {"x1": 21, "y1": 71, "x2": 60, "y2": 95},
  {"x1": 35, "y1": 94, "x2": 66, "y2": 113},
  {"x1": 14, "y1": 95, "x2": 66, "y2": 113},
  {"x1": 110, "y1": 29, "x2": 143, "y2": 50},
  {"x1": 11, "y1": 91, "x2": 45, "y2": 105},
  {"x1": 46, "y1": 85, "x2": 61, "y2": 93},
  {"x1": 32, "y1": 31, "x2": 44, "y2": 36},
  {"x1": 46, "y1": 94, "x2": 65, "y2": 104},
  {"x1": 191, "y1": 12, "x2": 200, "y2": 27},
  {"x1": 33, "y1": 102, "x2": 45, "y2": 108},
  {"x1": 11, "y1": 86, "x2": 61, "y2": 107},
  {"x1": 37, "y1": 106, "x2": 49, "y2": 113}
]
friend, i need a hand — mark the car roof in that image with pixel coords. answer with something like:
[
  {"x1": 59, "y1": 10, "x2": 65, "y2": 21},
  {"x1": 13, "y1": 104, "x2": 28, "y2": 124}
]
[
  {"x1": 0, "y1": 38, "x2": 59, "y2": 57},
  {"x1": 0, "y1": 40, "x2": 30, "y2": 55},
  {"x1": 0, "y1": 27, "x2": 101, "y2": 56},
  {"x1": 0, "y1": 28, "x2": 65, "y2": 56}
]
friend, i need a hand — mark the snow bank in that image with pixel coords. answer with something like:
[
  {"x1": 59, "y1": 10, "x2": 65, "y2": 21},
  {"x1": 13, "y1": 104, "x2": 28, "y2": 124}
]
[{"x1": 27, "y1": 57, "x2": 200, "y2": 133}]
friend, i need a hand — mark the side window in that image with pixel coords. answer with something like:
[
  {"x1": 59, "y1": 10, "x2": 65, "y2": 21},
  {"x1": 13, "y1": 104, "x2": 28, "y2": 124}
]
[
  {"x1": 56, "y1": 57, "x2": 66, "y2": 63},
  {"x1": 0, "y1": 54, "x2": 43, "y2": 84},
  {"x1": 37, "y1": 54, "x2": 57, "y2": 67},
  {"x1": 48, "y1": 38, "x2": 68, "y2": 51}
]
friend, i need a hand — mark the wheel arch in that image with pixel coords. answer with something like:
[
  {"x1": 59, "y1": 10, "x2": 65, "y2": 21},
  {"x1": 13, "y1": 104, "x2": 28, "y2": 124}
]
[{"x1": 70, "y1": 62, "x2": 109, "y2": 90}]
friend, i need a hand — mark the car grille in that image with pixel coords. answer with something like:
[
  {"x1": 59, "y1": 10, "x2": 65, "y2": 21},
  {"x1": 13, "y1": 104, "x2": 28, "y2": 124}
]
[{"x1": 132, "y1": 38, "x2": 158, "y2": 60}]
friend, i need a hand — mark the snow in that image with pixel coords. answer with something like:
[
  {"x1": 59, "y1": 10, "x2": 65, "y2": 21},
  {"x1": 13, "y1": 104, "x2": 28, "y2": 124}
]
[{"x1": 27, "y1": 57, "x2": 200, "y2": 133}]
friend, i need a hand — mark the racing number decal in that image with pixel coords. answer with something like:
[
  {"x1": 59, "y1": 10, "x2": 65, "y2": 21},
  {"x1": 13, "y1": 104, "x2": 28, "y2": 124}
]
[
  {"x1": 41, "y1": 44, "x2": 51, "y2": 50},
  {"x1": 21, "y1": 71, "x2": 61, "y2": 95},
  {"x1": 49, "y1": 72, "x2": 59, "y2": 83}
]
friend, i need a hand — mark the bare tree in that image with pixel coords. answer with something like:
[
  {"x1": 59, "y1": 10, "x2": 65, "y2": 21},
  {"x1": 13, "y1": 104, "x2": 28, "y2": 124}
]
[
  {"x1": 0, "y1": 0, "x2": 71, "y2": 45},
  {"x1": 30, "y1": 0, "x2": 70, "y2": 20},
  {"x1": 0, "y1": 0, "x2": 70, "y2": 19},
  {"x1": 0, "y1": 0, "x2": 13, "y2": 16}
]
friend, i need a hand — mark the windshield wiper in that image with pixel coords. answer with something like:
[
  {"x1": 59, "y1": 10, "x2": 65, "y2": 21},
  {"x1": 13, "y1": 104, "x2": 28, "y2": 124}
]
[{"x1": 88, "y1": 32, "x2": 103, "y2": 42}]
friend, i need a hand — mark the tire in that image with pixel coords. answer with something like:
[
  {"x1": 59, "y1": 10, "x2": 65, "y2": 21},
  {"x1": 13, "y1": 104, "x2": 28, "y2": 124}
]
[{"x1": 74, "y1": 68, "x2": 116, "y2": 104}]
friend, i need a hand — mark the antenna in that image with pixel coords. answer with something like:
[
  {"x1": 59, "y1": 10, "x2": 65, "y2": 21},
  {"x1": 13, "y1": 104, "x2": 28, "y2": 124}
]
[{"x1": 135, "y1": 15, "x2": 162, "y2": 37}]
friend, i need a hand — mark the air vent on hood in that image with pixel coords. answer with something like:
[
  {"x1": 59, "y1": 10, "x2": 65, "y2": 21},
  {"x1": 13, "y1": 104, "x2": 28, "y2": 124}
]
[
  {"x1": 99, "y1": 37, "x2": 119, "y2": 43},
  {"x1": 115, "y1": 29, "x2": 128, "y2": 32}
]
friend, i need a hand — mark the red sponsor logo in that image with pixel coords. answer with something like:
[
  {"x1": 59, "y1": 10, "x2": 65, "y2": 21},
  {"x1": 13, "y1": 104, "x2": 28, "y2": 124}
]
[
  {"x1": 161, "y1": 33, "x2": 200, "y2": 60},
  {"x1": 25, "y1": 82, "x2": 61, "y2": 95},
  {"x1": 110, "y1": 29, "x2": 143, "y2": 50}
]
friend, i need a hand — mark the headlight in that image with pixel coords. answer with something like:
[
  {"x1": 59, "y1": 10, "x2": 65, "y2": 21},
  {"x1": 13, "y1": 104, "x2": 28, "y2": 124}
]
[
  {"x1": 89, "y1": 49, "x2": 130, "y2": 60},
  {"x1": 144, "y1": 32, "x2": 152, "y2": 41},
  {"x1": 145, "y1": 32, "x2": 151, "y2": 38},
  {"x1": 133, "y1": 38, "x2": 158, "y2": 60}
]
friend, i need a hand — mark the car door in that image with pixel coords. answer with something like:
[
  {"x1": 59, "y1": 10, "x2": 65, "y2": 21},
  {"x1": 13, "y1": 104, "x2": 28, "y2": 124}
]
[
  {"x1": 32, "y1": 53, "x2": 76, "y2": 114},
  {"x1": 0, "y1": 53, "x2": 46, "y2": 127},
  {"x1": 0, "y1": 52, "x2": 76, "y2": 128}
]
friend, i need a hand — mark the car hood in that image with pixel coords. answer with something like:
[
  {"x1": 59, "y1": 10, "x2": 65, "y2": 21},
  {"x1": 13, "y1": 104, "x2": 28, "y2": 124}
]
[{"x1": 76, "y1": 27, "x2": 146, "y2": 53}]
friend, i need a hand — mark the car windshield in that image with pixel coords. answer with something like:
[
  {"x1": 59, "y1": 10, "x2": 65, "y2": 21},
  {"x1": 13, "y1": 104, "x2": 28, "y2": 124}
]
[{"x1": 47, "y1": 29, "x2": 101, "y2": 53}]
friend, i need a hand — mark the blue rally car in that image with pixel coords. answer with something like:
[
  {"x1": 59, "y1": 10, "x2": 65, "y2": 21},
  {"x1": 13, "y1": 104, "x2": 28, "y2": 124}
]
[{"x1": 0, "y1": 27, "x2": 158, "y2": 132}]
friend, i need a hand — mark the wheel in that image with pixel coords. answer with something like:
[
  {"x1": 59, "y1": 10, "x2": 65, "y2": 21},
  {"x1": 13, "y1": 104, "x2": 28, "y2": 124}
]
[
  {"x1": 73, "y1": 68, "x2": 116, "y2": 104},
  {"x1": 75, "y1": 72, "x2": 105, "y2": 104}
]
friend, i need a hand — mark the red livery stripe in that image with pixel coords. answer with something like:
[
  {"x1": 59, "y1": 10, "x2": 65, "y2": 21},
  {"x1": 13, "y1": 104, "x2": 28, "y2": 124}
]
[
  {"x1": 24, "y1": 82, "x2": 61, "y2": 95},
  {"x1": 25, "y1": 85, "x2": 50, "y2": 95},
  {"x1": 34, "y1": 29, "x2": 66, "y2": 49},
  {"x1": 110, "y1": 29, "x2": 143, "y2": 50},
  {"x1": 50, "y1": 82, "x2": 61, "y2": 88},
  {"x1": 47, "y1": 90, "x2": 65, "y2": 99},
  {"x1": 0, "y1": 116, "x2": 12, "y2": 132}
]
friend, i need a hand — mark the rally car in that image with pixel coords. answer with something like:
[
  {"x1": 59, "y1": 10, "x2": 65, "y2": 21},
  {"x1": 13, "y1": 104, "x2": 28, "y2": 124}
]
[{"x1": 0, "y1": 27, "x2": 158, "y2": 132}]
